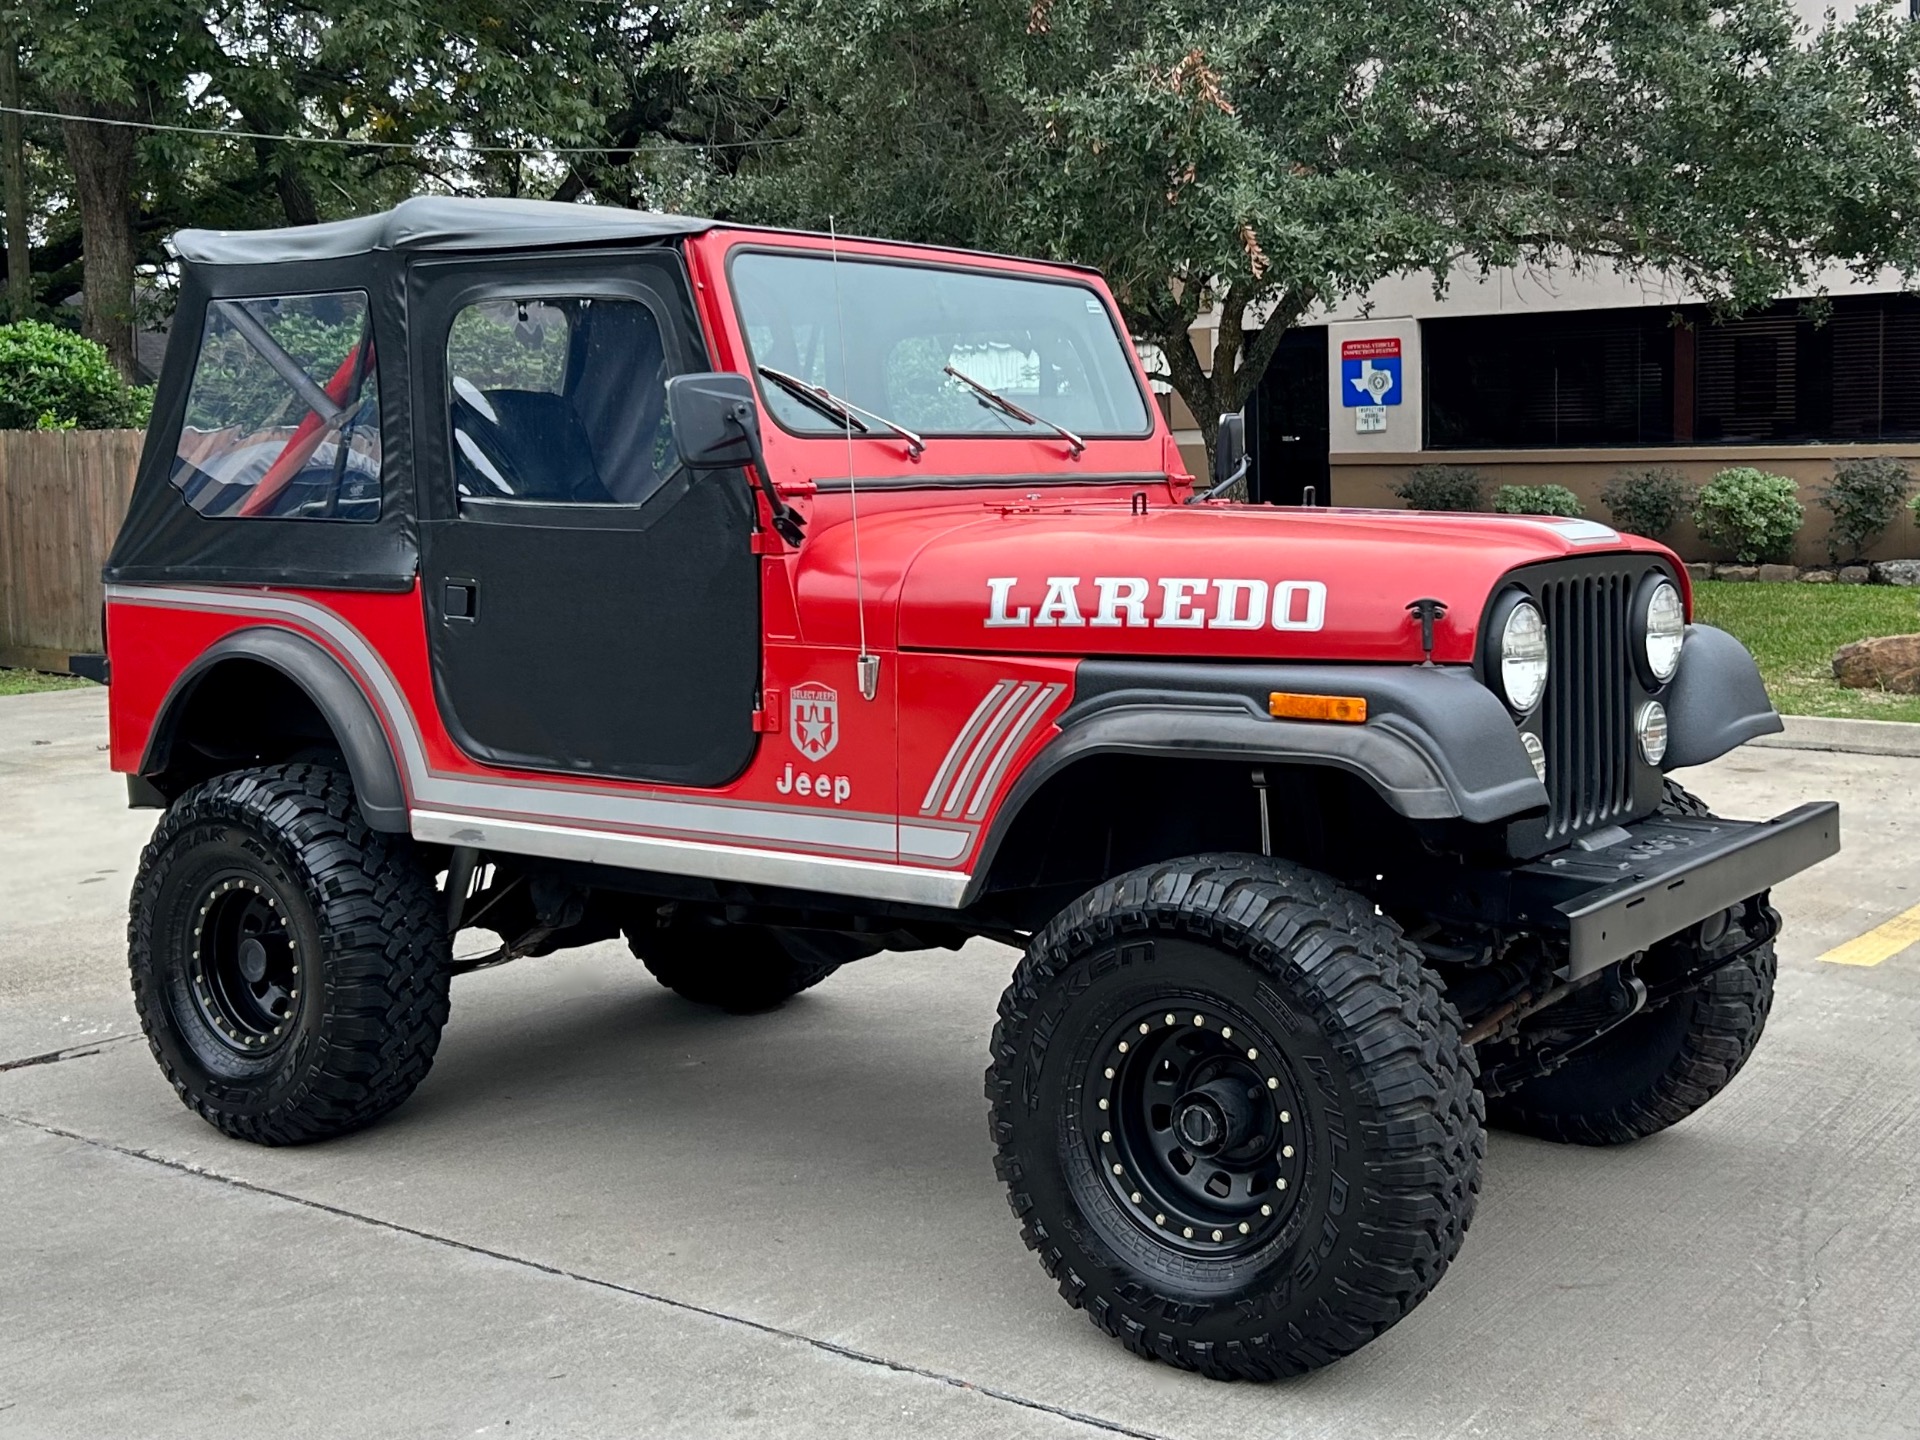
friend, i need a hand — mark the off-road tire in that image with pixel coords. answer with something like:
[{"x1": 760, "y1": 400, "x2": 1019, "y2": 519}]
[
  {"x1": 1486, "y1": 781, "x2": 1777, "y2": 1146},
  {"x1": 129, "y1": 765, "x2": 450, "y2": 1144},
  {"x1": 986, "y1": 854, "x2": 1483, "y2": 1380},
  {"x1": 624, "y1": 918, "x2": 848, "y2": 1013}
]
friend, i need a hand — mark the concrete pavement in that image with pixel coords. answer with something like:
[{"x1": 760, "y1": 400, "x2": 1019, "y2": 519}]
[{"x1": 3, "y1": 687, "x2": 1918, "y2": 1439}]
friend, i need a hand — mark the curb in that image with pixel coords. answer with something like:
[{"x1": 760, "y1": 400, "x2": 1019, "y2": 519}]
[{"x1": 1748, "y1": 713, "x2": 1920, "y2": 759}]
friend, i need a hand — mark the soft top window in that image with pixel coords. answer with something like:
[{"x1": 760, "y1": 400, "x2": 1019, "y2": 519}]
[
  {"x1": 730, "y1": 252, "x2": 1152, "y2": 442},
  {"x1": 170, "y1": 291, "x2": 381, "y2": 522},
  {"x1": 446, "y1": 296, "x2": 677, "y2": 506}
]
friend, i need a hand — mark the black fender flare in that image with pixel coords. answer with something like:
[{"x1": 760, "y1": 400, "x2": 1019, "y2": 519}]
[
  {"x1": 141, "y1": 627, "x2": 409, "y2": 832},
  {"x1": 1661, "y1": 622, "x2": 1783, "y2": 769},
  {"x1": 963, "y1": 661, "x2": 1548, "y2": 902}
]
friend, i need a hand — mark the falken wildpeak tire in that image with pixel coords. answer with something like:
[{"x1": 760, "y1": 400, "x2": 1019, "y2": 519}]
[
  {"x1": 624, "y1": 919, "x2": 846, "y2": 1013},
  {"x1": 128, "y1": 765, "x2": 450, "y2": 1145},
  {"x1": 1486, "y1": 780, "x2": 1778, "y2": 1147},
  {"x1": 986, "y1": 854, "x2": 1483, "y2": 1380}
]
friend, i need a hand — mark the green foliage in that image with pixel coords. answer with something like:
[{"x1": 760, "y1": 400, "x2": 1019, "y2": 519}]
[
  {"x1": 1600, "y1": 467, "x2": 1692, "y2": 539},
  {"x1": 1818, "y1": 456, "x2": 1912, "y2": 562},
  {"x1": 1693, "y1": 580, "x2": 1920, "y2": 723},
  {"x1": 181, "y1": 310, "x2": 363, "y2": 433},
  {"x1": 1694, "y1": 468, "x2": 1805, "y2": 563},
  {"x1": 0, "y1": 321, "x2": 152, "y2": 429},
  {"x1": 676, "y1": 0, "x2": 1920, "y2": 468},
  {"x1": 1492, "y1": 483, "x2": 1584, "y2": 518},
  {"x1": 1393, "y1": 465, "x2": 1487, "y2": 512}
]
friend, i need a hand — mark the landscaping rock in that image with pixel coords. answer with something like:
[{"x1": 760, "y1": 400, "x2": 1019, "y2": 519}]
[
  {"x1": 1716, "y1": 564, "x2": 1759, "y2": 582},
  {"x1": 1757, "y1": 563, "x2": 1800, "y2": 583},
  {"x1": 1800, "y1": 568, "x2": 1835, "y2": 583},
  {"x1": 1833, "y1": 633, "x2": 1920, "y2": 694},
  {"x1": 1686, "y1": 562, "x2": 1714, "y2": 585},
  {"x1": 1840, "y1": 565, "x2": 1872, "y2": 585},
  {"x1": 1871, "y1": 559, "x2": 1920, "y2": 587}
]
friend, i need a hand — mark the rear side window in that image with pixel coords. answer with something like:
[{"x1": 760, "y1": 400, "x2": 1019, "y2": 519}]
[
  {"x1": 171, "y1": 291, "x2": 380, "y2": 521},
  {"x1": 446, "y1": 296, "x2": 676, "y2": 506}
]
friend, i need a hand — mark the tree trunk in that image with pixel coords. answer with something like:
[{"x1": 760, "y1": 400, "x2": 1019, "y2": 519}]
[
  {"x1": 1, "y1": 35, "x2": 29, "y2": 318},
  {"x1": 59, "y1": 103, "x2": 138, "y2": 380}
]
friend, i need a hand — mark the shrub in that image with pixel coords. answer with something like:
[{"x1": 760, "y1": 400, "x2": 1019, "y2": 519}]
[
  {"x1": 0, "y1": 320, "x2": 153, "y2": 430},
  {"x1": 1600, "y1": 466, "x2": 1691, "y2": 539},
  {"x1": 1819, "y1": 456, "x2": 1912, "y2": 563},
  {"x1": 1392, "y1": 464, "x2": 1487, "y2": 512},
  {"x1": 1693, "y1": 467, "x2": 1804, "y2": 563},
  {"x1": 1491, "y1": 483, "x2": 1584, "y2": 518}
]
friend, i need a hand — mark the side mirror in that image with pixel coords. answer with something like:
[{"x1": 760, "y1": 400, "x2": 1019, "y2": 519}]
[
  {"x1": 666, "y1": 371, "x2": 762, "y2": 471},
  {"x1": 665, "y1": 372, "x2": 804, "y2": 544},
  {"x1": 1212, "y1": 412, "x2": 1248, "y2": 491}
]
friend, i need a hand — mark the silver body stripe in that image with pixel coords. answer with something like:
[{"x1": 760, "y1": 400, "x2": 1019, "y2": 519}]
[
  {"x1": 940, "y1": 681, "x2": 1037, "y2": 817},
  {"x1": 963, "y1": 683, "x2": 1063, "y2": 819},
  {"x1": 108, "y1": 584, "x2": 979, "y2": 904},
  {"x1": 920, "y1": 681, "x2": 1013, "y2": 813}
]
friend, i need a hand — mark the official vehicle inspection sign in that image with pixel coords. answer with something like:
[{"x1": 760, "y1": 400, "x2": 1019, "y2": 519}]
[{"x1": 1341, "y1": 337, "x2": 1402, "y2": 407}]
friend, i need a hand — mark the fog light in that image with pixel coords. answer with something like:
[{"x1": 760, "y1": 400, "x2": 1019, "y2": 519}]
[
  {"x1": 1636, "y1": 700, "x2": 1669, "y2": 765},
  {"x1": 1519, "y1": 730, "x2": 1547, "y2": 783}
]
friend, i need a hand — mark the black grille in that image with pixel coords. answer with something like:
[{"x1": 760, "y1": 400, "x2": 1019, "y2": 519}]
[{"x1": 1537, "y1": 571, "x2": 1636, "y2": 841}]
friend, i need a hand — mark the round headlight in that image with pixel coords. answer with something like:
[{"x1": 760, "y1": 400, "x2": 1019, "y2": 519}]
[
  {"x1": 1642, "y1": 579, "x2": 1685, "y2": 684},
  {"x1": 1637, "y1": 700, "x2": 1669, "y2": 765},
  {"x1": 1496, "y1": 598, "x2": 1550, "y2": 714}
]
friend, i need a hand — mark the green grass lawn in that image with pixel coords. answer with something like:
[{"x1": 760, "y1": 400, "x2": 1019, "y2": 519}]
[
  {"x1": 1692, "y1": 580, "x2": 1920, "y2": 723},
  {"x1": 0, "y1": 668, "x2": 92, "y2": 697}
]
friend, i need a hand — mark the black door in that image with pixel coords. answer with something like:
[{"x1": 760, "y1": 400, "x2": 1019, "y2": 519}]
[
  {"x1": 414, "y1": 255, "x2": 760, "y2": 786},
  {"x1": 1247, "y1": 326, "x2": 1330, "y2": 506}
]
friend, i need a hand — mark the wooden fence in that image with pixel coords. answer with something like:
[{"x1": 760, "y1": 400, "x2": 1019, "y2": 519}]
[{"x1": 0, "y1": 430, "x2": 144, "y2": 671}]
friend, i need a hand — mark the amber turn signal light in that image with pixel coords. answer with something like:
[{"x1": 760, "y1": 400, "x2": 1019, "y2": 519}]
[{"x1": 1268, "y1": 691, "x2": 1368, "y2": 723}]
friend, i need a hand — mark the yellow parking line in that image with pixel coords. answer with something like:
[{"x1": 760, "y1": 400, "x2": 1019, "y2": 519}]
[{"x1": 1819, "y1": 903, "x2": 1920, "y2": 967}]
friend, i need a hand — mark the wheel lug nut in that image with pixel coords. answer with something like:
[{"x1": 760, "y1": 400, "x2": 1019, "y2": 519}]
[
  {"x1": 1212, "y1": 1229, "x2": 1224, "y2": 1241},
  {"x1": 1283, "y1": 1145, "x2": 1294, "y2": 1158},
  {"x1": 1098, "y1": 1098, "x2": 1109, "y2": 1110},
  {"x1": 1131, "y1": 1192, "x2": 1142, "y2": 1204},
  {"x1": 1238, "y1": 1222, "x2": 1250, "y2": 1234},
  {"x1": 1267, "y1": 1077, "x2": 1279, "y2": 1090},
  {"x1": 1155, "y1": 1214, "x2": 1166, "y2": 1226},
  {"x1": 1246, "y1": 1048, "x2": 1259, "y2": 1060},
  {"x1": 1117, "y1": 1041, "x2": 1129, "y2": 1053},
  {"x1": 1261, "y1": 1204, "x2": 1273, "y2": 1216},
  {"x1": 1165, "y1": 1013, "x2": 1176, "y2": 1026},
  {"x1": 1104, "y1": 1067, "x2": 1115, "y2": 1079},
  {"x1": 1138, "y1": 1023, "x2": 1150, "y2": 1035},
  {"x1": 1221, "y1": 1026, "x2": 1232, "y2": 1039},
  {"x1": 1112, "y1": 1163, "x2": 1124, "y2": 1175},
  {"x1": 1101, "y1": 1130, "x2": 1112, "y2": 1143},
  {"x1": 1276, "y1": 1177, "x2": 1288, "y2": 1191},
  {"x1": 1279, "y1": 1110, "x2": 1290, "y2": 1123},
  {"x1": 1193, "y1": 1015, "x2": 1205, "y2": 1027},
  {"x1": 1182, "y1": 1227, "x2": 1194, "y2": 1238}
]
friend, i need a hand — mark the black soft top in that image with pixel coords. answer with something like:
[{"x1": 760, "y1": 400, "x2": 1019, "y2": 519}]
[{"x1": 172, "y1": 196, "x2": 719, "y2": 267}]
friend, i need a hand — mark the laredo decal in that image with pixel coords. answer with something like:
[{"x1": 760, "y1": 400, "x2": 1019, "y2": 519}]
[
  {"x1": 791, "y1": 681, "x2": 839, "y2": 760},
  {"x1": 984, "y1": 576, "x2": 1327, "y2": 632}
]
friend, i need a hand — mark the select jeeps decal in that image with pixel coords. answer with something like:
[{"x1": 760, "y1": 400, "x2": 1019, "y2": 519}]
[
  {"x1": 791, "y1": 681, "x2": 839, "y2": 760},
  {"x1": 984, "y1": 576, "x2": 1327, "y2": 632}
]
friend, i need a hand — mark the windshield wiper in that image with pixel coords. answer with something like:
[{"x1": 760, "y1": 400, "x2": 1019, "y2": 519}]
[
  {"x1": 757, "y1": 366, "x2": 925, "y2": 458},
  {"x1": 942, "y1": 364, "x2": 1086, "y2": 456}
]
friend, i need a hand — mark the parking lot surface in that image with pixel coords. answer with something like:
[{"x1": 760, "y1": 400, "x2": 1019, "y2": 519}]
[{"x1": 3, "y1": 688, "x2": 1918, "y2": 1440}]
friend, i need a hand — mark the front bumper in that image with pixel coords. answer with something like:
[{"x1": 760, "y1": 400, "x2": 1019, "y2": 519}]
[{"x1": 1503, "y1": 802, "x2": 1840, "y2": 978}]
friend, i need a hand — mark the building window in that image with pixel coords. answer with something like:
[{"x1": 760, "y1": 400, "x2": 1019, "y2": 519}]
[
  {"x1": 1424, "y1": 294, "x2": 1920, "y2": 450},
  {"x1": 1424, "y1": 310, "x2": 1674, "y2": 449}
]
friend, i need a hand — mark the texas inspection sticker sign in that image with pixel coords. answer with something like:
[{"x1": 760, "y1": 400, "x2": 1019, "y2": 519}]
[{"x1": 1341, "y1": 337, "x2": 1402, "y2": 407}]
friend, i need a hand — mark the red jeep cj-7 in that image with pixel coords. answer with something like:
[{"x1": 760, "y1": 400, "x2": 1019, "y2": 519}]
[{"x1": 97, "y1": 197, "x2": 1838, "y2": 1378}]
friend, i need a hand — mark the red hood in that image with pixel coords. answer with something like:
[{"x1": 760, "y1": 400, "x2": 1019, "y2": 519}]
[{"x1": 792, "y1": 499, "x2": 1678, "y2": 663}]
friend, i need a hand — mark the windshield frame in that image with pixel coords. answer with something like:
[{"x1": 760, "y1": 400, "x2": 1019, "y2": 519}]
[{"x1": 722, "y1": 244, "x2": 1157, "y2": 447}]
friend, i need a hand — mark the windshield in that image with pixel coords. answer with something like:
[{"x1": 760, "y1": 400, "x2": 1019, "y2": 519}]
[{"x1": 730, "y1": 251, "x2": 1153, "y2": 441}]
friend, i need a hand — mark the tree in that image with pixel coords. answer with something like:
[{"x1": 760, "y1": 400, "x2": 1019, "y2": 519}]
[{"x1": 673, "y1": 0, "x2": 1920, "y2": 464}]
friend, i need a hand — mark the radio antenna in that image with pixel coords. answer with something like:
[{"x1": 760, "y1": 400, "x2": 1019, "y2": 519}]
[{"x1": 828, "y1": 214, "x2": 880, "y2": 702}]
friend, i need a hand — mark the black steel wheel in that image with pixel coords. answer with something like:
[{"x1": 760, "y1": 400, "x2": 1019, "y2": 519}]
[
  {"x1": 989, "y1": 854, "x2": 1483, "y2": 1380},
  {"x1": 129, "y1": 765, "x2": 450, "y2": 1145},
  {"x1": 624, "y1": 913, "x2": 867, "y2": 1013}
]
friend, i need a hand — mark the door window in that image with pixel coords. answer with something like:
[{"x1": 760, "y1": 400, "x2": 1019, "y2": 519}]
[
  {"x1": 170, "y1": 291, "x2": 380, "y2": 521},
  {"x1": 447, "y1": 296, "x2": 676, "y2": 505}
]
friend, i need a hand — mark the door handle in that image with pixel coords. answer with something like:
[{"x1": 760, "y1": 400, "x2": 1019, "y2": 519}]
[{"x1": 444, "y1": 581, "x2": 478, "y2": 620}]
